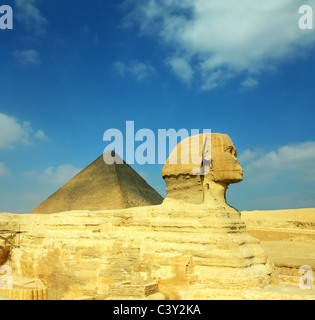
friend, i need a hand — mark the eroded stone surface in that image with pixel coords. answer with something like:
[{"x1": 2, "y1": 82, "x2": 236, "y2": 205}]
[{"x1": 0, "y1": 203, "x2": 277, "y2": 300}]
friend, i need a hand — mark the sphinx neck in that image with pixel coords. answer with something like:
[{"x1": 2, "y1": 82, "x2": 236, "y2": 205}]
[{"x1": 203, "y1": 181, "x2": 228, "y2": 205}]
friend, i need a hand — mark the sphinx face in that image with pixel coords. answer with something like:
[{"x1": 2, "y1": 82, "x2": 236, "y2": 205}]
[
  {"x1": 208, "y1": 133, "x2": 243, "y2": 184},
  {"x1": 162, "y1": 133, "x2": 243, "y2": 184}
]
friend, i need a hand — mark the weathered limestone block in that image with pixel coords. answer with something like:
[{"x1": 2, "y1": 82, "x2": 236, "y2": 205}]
[
  {"x1": 108, "y1": 282, "x2": 159, "y2": 298},
  {"x1": 0, "y1": 288, "x2": 48, "y2": 300},
  {"x1": 0, "y1": 276, "x2": 48, "y2": 300}
]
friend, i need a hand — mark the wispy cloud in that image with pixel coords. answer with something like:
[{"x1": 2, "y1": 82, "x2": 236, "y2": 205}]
[
  {"x1": 0, "y1": 163, "x2": 11, "y2": 177},
  {"x1": 114, "y1": 60, "x2": 156, "y2": 81},
  {"x1": 0, "y1": 112, "x2": 48, "y2": 149},
  {"x1": 166, "y1": 56, "x2": 193, "y2": 84},
  {"x1": 13, "y1": 49, "x2": 40, "y2": 65},
  {"x1": 35, "y1": 129, "x2": 49, "y2": 141},
  {"x1": 125, "y1": 0, "x2": 315, "y2": 90},
  {"x1": 25, "y1": 164, "x2": 81, "y2": 186},
  {"x1": 241, "y1": 78, "x2": 259, "y2": 89},
  {"x1": 14, "y1": 0, "x2": 47, "y2": 36},
  {"x1": 238, "y1": 149, "x2": 261, "y2": 164},
  {"x1": 228, "y1": 143, "x2": 315, "y2": 210},
  {"x1": 239, "y1": 142, "x2": 315, "y2": 184}
]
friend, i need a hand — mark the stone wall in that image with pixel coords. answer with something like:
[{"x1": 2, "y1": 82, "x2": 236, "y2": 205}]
[{"x1": 0, "y1": 200, "x2": 276, "y2": 300}]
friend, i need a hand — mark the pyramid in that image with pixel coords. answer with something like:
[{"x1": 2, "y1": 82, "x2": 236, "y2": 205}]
[{"x1": 30, "y1": 153, "x2": 163, "y2": 214}]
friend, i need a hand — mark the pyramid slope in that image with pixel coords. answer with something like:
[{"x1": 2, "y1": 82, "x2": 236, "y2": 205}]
[
  {"x1": 30, "y1": 154, "x2": 163, "y2": 214},
  {"x1": 115, "y1": 160, "x2": 163, "y2": 208}
]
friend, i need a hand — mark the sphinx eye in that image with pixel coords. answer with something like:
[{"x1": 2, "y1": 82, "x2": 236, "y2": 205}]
[
  {"x1": 226, "y1": 147, "x2": 233, "y2": 154},
  {"x1": 226, "y1": 146, "x2": 237, "y2": 157}
]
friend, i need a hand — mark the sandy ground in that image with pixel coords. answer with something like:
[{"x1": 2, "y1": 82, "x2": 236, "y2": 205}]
[
  {"x1": 241, "y1": 208, "x2": 315, "y2": 290},
  {"x1": 242, "y1": 208, "x2": 315, "y2": 227}
]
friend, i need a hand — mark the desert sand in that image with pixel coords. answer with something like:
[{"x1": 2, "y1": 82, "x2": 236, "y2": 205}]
[{"x1": 242, "y1": 209, "x2": 315, "y2": 278}]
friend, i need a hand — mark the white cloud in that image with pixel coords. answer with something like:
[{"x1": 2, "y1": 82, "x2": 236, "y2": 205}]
[
  {"x1": 126, "y1": 0, "x2": 315, "y2": 89},
  {"x1": 25, "y1": 164, "x2": 81, "y2": 185},
  {"x1": 241, "y1": 78, "x2": 259, "y2": 89},
  {"x1": 14, "y1": 0, "x2": 47, "y2": 36},
  {"x1": 238, "y1": 149, "x2": 260, "y2": 164},
  {"x1": 131, "y1": 61, "x2": 156, "y2": 80},
  {"x1": 114, "y1": 60, "x2": 156, "y2": 81},
  {"x1": 13, "y1": 50, "x2": 40, "y2": 65},
  {"x1": 35, "y1": 129, "x2": 49, "y2": 141},
  {"x1": 0, "y1": 163, "x2": 11, "y2": 177},
  {"x1": 240, "y1": 142, "x2": 315, "y2": 184},
  {"x1": 0, "y1": 113, "x2": 32, "y2": 148},
  {"x1": 24, "y1": 170, "x2": 37, "y2": 178},
  {"x1": 166, "y1": 56, "x2": 193, "y2": 84},
  {"x1": 0, "y1": 113, "x2": 48, "y2": 149}
]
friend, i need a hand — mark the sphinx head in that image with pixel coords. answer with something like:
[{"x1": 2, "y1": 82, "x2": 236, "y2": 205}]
[
  {"x1": 162, "y1": 133, "x2": 243, "y2": 204},
  {"x1": 207, "y1": 133, "x2": 243, "y2": 184}
]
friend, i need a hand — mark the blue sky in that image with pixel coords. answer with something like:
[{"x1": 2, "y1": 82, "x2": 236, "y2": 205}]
[{"x1": 1, "y1": 0, "x2": 315, "y2": 213}]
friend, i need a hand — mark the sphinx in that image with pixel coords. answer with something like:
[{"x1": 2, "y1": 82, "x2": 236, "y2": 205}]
[
  {"x1": 0, "y1": 132, "x2": 277, "y2": 299},
  {"x1": 158, "y1": 133, "x2": 277, "y2": 288}
]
